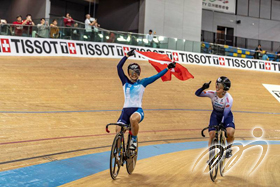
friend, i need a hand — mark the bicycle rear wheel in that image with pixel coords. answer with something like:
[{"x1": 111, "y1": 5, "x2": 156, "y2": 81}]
[
  {"x1": 109, "y1": 133, "x2": 123, "y2": 180},
  {"x1": 209, "y1": 138, "x2": 218, "y2": 182},
  {"x1": 126, "y1": 134, "x2": 138, "y2": 174},
  {"x1": 219, "y1": 132, "x2": 226, "y2": 176}
]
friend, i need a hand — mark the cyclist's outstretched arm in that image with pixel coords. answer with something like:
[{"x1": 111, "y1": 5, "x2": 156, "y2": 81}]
[
  {"x1": 117, "y1": 56, "x2": 129, "y2": 85},
  {"x1": 141, "y1": 68, "x2": 168, "y2": 87},
  {"x1": 222, "y1": 96, "x2": 233, "y2": 123},
  {"x1": 195, "y1": 81, "x2": 212, "y2": 97},
  {"x1": 195, "y1": 89, "x2": 215, "y2": 98},
  {"x1": 141, "y1": 62, "x2": 175, "y2": 87}
]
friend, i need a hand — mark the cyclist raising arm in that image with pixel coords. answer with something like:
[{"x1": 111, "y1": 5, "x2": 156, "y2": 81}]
[
  {"x1": 195, "y1": 77, "x2": 235, "y2": 158},
  {"x1": 116, "y1": 49, "x2": 176, "y2": 150}
]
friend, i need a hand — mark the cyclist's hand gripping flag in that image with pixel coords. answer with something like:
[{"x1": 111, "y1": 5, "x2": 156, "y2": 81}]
[{"x1": 136, "y1": 51, "x2": 194, "y2": 81}]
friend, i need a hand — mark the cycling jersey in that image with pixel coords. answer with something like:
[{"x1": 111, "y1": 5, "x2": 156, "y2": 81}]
[
  {"x1": 117, "y1": 56, "x2": 168, "y2": 108},
  {"x1": 117, "y1": 56, "x2": 168, "y2": 124},
  {"x1": 195, "y1": 88, "x2": 235, "y2": 131}
]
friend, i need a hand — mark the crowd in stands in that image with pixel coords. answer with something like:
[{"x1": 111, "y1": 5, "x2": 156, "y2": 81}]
[{"x1": 0, "y1": 13, "x2": 100, "y2": 40}]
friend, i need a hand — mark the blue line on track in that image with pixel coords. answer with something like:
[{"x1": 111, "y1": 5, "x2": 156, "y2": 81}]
[
  {"x1": 0, "y1": 140, "x2": 279, "y2": 186},
  {"x1": 0, "y1": 108, "x2": 278, "y2": 115}
]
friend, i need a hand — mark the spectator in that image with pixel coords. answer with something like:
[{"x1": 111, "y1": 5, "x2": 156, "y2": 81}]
[
  {"x1": 106, "y1": 32, "x2": 116, "y2": 43},
  {"x1": 72, "y1": 23, "x2": 80, "y2": 40},
  {"x1": 63, "y1": 13, "x2": 74, "y2": 27},
  {"x1": 93, "y1": 21, "x2": 100, "y2": 32},
  {"x1": 12, "y1": 15, "x2": 23, "y2": 36},
  {"x1": 50, "y1": 19, "x2": 59, "y2": 38},
  {"x1": 84, "y1": 14, "x2": 96, "y2": 40},
  {"x1": 262, "y1": 51, "x2": 269, "y2": 61},
  {"x1": 0, "y1": 18, "x2": 7, "y2": 34},
  {"x1": 63, "y1": 13, "x2": 74, "y2": 39},
  {"x1": 37, "y1": 18, "x2": 49, "y2": 38},
  {"x1": 146, "y1": 29, "x2": 156, "y2": 47},
  {"x1": 254, "y1": 44, "x2": 262, "y2": 59},
  {"x1": 92, "y1": 21, "x2": 100, "y2": 41},
  {"x1": 0, "y1": 19, "x2": 7, "y2": 25},
  {"x1": 22, "y1": 14, "x2": 35, "y2": 37}
]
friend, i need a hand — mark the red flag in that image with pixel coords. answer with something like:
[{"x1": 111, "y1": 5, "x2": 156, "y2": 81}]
[
  {"x1": 171, "y1": 63, "x2": 194, "y2": 81},
  {"x1": 136, "y1": 51, "x2": 194, "y2": 81},
  {"x1": 149, "y1": 60, "x2": 172, "y2": 81}
]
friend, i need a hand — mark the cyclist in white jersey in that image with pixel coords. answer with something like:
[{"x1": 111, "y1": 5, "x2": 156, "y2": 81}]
[
  {"x1": 116, "y1": 49, "x2": 176, "y2": 150},
  {"x1": 195, "y1": 76, "x2": 235, "y2": 158}
]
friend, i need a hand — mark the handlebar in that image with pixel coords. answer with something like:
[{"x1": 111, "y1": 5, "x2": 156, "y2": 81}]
[
  {"x1": 105, "y1": 123, "x2": 130, "y2": 133},
  {"x1": 201, "y1": 127, "x2": 209, "y2": 137},
  {"x1": 201, "y1": 123, "x2": 228, "y2": 138}
]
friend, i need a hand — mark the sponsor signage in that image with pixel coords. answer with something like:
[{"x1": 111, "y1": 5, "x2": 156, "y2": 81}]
[
  {"x1": 0, "y1": 36, "x2": 280, "y2": 73},
  {"x1": 202, "y1": 0, "x2": 236, "y2": 14},
  {"x1": 263, "y1": 84, "x2": 280, "y2": 103}
]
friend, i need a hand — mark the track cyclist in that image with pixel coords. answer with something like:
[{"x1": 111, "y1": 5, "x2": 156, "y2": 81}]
[
  {"x1": 116, "y1": 49, "x2": 176, "y2": 150},
  {"x1": 195, "y1": 76, "x2": 235, "y2": 158}
]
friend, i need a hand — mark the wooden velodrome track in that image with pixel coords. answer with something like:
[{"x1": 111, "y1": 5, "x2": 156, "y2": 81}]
[{"x1": 0, "y1": 56, "x2": 279, "y2": 186}]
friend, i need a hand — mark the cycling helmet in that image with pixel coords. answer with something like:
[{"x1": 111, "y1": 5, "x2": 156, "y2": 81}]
[
  {"x1": 216, "y1": 76, "x2": 231, "y2": 91},
  {"x1": 127, "y1": 63, "x2": 141, "y2": 76}
]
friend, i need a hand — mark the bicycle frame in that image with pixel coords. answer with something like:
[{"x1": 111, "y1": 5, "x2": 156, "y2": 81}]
[
  {"x1": 201, "y1": 123, "x2": 228, "y2": 160},
  {"x1": 106, "y1": 123, "x2": 131, "y2": 160},
  {"x1": 201, "y1": 123, "x2": 228, "y2": 182}
]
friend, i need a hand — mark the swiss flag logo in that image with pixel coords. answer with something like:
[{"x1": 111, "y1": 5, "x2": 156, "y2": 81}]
[
  {"x1": 1, "y1": 39, "x2": 11, "y2": 53},
  {"x1": 68, "y1": 43, "x2": 76, "y2": 54},
  {"x1": 172, "y1": 52, "x2": 179, "y2": 61},
  {"x1": 219, "y1": 57, "x2": 225, "y2": 66},
  {"x1": 123, "y1": 47, "x2": 129, "y2": 56},
  {"x1": 265, "y1": 62, "x2": 271, "y2": 70}
]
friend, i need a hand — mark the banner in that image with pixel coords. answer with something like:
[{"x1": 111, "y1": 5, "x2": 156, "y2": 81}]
[
  {"x1": 202, "y1": 0, "x2": 236, "y2": 14},
  {"x1": 0, "y1": 36, "x2": 279, "y2": 73}
]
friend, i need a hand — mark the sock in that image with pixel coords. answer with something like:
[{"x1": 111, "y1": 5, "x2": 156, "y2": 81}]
[{"x1": 132, "y1": 135, "x2": 137, "y2": 142}]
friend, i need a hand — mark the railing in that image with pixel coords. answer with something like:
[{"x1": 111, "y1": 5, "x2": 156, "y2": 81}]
[
  {"x1": 0, "y1": 23, "x2": 279, "y2": 61},
  {"x1": 0, "y1": 23, "x2": 202, "y2": 52}
]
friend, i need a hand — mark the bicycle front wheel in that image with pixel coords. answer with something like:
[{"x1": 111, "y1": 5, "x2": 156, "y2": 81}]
[
  {"x1": 126, "y1": 134, "x2": 138, "y2": 174},
  {"x1": 209, "y1": 138, "x2": 218, "y2": 182},
  {"x1": 109, "y1": 133, "x2": 123, "y2": 180}
]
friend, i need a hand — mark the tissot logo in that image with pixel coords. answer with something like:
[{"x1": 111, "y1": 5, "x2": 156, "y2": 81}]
[
  {"x1": 68, "y1": 43, "x2": 77, "y2": 54},
  {"x1": 219, "y1": 57, "x2": 225, "y2": 66},
  {"x1": 60, "y1": 42, "x2": 68, "y2": 53},
  {"x1": 265, "y1": 62, "x2": 271, "y2": 70},
  {"x1": 1, "y1": 39, "x2": 11, "y2": 53},
  {"x1": 123, "y1": 47, "x2": 129, "y2": 56},
  {"x1": 172, "y1": 52, "x2": 179, "y2": 61}
]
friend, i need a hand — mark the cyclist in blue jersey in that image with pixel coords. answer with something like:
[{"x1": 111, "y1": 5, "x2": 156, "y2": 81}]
[
  {"x1": 116, "y1": 49, "x2": 176, "y2": 150},
  {"x1": 195, "y1": 77, "x2": 235, "y2": 158}
]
